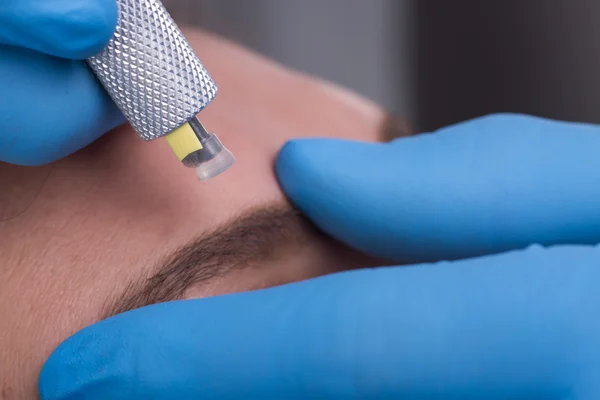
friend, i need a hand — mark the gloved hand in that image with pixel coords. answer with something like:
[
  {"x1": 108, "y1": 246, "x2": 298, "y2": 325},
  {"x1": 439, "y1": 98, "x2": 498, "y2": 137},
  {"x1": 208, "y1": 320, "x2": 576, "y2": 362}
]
[
  {"x1": 39, "y1": 114, "x2": 600, "y2": 399},
  {"x1": 0, "y1": 0, "x2": 123, "y2": 165}
]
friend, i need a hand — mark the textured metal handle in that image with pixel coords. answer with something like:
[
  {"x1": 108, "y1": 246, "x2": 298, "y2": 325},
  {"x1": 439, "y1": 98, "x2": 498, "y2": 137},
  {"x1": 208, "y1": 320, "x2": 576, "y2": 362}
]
[{"x1": 87, "y1": 0, "x2": 218, "y2": 141}]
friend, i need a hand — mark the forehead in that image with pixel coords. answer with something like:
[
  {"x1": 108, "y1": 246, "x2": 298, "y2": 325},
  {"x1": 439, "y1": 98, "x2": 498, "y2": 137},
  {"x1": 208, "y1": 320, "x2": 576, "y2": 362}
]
[
  {"x1": 0, "y1": 29, "x2": 384, "y2": 397},
  {"x1": 0, "y1": 29, "x2": 384, "y2": 316}
]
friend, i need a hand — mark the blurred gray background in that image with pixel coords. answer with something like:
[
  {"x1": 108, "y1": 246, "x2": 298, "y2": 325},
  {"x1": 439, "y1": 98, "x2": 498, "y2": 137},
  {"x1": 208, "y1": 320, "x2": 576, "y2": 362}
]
[{"x1": 164, "y1": 0, "x2": 600, "y2": 132}]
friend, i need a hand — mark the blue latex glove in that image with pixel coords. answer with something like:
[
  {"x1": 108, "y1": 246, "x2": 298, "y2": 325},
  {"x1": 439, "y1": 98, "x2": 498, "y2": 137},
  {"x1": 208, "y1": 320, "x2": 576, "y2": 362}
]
[
  {"x1": 39, "y1": 114, "x2": 600, "y2": 399},
  {"x1": 0, "y1": 0, "x2": 123, "y2": 165}
]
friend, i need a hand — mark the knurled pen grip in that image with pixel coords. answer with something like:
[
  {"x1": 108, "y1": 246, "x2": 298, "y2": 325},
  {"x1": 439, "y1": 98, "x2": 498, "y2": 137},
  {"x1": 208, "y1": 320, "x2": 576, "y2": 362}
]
[{"x1": 86, "y1": 0, "x2": 234, "y2": 181}]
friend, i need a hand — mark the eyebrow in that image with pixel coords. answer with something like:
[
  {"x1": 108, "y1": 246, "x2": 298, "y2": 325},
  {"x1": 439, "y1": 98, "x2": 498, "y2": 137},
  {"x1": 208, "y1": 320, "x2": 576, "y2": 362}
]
[
  {"x1": 103, "y1": 115, "x2": 411, "y2": 318},
  {"x1": 103, "y1": 205, "x2": 317, "y2": 317}
]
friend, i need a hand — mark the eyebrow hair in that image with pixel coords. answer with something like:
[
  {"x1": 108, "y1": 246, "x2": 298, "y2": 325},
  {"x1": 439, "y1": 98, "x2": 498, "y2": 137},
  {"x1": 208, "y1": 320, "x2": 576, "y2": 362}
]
[
  {"x1": 103, "y1": 114, "x2": 411, "y2": 318},
  {"x1": 103, "y1": 204, "x2": 318, "y2": 318}
]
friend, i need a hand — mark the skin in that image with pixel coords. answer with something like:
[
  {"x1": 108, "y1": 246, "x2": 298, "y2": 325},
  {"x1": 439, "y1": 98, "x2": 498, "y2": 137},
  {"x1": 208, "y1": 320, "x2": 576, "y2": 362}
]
[{"x1": 0, "y1": 30, "x2": 399, "y2": 399}]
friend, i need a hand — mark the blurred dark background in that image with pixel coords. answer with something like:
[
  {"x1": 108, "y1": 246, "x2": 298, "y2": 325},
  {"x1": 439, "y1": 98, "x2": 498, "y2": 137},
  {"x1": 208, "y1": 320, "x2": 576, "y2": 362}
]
[{"x1": 163, "y1": 0, "x2": 600, "y2": 132}]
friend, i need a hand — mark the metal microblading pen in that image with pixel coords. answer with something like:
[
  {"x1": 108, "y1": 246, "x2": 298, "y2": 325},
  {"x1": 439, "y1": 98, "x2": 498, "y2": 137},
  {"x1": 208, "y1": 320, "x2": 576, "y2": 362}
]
[{"x1": 87, "y1": 0, "x2": 235, "y2": 181}]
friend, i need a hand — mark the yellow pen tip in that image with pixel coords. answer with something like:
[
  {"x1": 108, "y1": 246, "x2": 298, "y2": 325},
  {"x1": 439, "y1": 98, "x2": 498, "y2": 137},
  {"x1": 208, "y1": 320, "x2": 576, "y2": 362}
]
[
  {"x1": 165, "y1": 122, "x2": 203, "y2": 162},
  {"x1": 164, "y1": 117, "x2": 236, "y2": 180}
]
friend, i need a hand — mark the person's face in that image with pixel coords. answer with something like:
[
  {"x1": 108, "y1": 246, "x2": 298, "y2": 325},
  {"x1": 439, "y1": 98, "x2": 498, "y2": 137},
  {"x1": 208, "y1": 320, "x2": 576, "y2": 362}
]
[{"x1": 0, "y1": 29, "x2": 409, "y2": 398}]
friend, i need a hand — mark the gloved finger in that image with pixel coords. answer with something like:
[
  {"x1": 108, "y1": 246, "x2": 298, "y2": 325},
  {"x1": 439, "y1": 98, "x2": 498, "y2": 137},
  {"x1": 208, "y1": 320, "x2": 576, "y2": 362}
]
[
  {"x1": 0, "y1": 0, "x2": 117, "y2": 59},
  {"x1": 39, "y1": 244, "x2": 600, "y2": 399},
  {"x1": 276, "y1": 114, "x2": 600, "y2": 263},
  {"x1": 0, "y1": 45, "x2": 124, "y2": 165}
]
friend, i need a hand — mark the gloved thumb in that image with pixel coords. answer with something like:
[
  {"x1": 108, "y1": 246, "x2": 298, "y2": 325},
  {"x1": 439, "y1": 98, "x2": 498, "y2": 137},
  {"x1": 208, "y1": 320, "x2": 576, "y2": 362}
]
[
  {"x1": 0, "y1": 0, "x2": 117, "y2": 59},
  {"x1": 276, "y1": 114, "x2": 600, "y2": 263}
]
